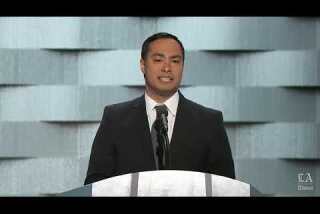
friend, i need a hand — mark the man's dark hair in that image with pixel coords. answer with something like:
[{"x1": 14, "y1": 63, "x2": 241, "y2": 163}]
[{"x1": 141, "y1": 32, "x2": 185, "y2": 61}]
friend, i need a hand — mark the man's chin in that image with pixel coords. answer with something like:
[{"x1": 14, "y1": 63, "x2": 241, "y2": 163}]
[
  {"x1": 156, "y1": 88, "x2": 178, "y2": 97},
  {"x1": 145, "y1": 83, "x2": 179, "y2": 99}
]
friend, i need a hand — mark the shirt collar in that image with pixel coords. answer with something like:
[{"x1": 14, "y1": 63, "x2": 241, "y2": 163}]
[{"x1": 145, "y1": 91, "x2": 179, "y2": 117}]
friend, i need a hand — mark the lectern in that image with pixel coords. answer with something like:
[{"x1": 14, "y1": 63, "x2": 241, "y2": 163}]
[{"x1": 60, "y1": 170, "x2": 260, "y2": 196}]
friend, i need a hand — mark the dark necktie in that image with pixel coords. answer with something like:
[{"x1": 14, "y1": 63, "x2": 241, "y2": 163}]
[{"x1": 151, "y1": 105, "x2": 170, "y2": 170}]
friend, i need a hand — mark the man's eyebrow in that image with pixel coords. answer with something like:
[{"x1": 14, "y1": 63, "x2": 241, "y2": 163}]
[
  {"x1": 151, "y1": 53, "x2": 182, "y2": 59},
  {"x1": 151, "y1": 53, "x2": 165, "y2": 57},
  {"x1": 170, "y1": 55, "x2": 182, "y2": 59}
]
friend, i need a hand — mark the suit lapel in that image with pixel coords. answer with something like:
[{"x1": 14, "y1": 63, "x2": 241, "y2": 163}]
[
  {"x1": 128, "y1": 95, "x2": 156, "y2": 169},
  {"x1": 170, "y1": 92, "x2": 193, "y2": 148}
]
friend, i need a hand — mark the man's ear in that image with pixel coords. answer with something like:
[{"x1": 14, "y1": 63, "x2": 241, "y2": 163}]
[{"x1": 140, "y1": 58, "x2": 145, "y2": 74}]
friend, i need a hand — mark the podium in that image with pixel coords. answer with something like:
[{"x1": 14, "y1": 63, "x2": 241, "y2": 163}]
[{"x1": 60, "y1": 170, "x2": 260, "y2": 196}]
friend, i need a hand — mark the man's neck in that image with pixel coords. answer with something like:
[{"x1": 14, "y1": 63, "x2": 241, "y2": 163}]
[{"x1": 145, "y1": 90, "x2": 177, "y2": 103}]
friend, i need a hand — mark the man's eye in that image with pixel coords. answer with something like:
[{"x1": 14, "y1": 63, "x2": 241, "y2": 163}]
[
  {"x1": 154, "y1": 59, "x2": 162, "y2": 62},
  {"x1": 172, "y1": 60, "x2": 180, "y2": 63}
]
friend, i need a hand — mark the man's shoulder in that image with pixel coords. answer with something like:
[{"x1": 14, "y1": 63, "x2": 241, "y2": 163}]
[
  {"x1": 183, "y1": 96, "x2": 222, "y2": 117},
  {"x1": 103, "y1": 95, "x2": 143, "y2": 113}
]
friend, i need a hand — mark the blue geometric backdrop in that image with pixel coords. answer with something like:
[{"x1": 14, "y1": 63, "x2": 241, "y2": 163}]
[{"x1": 0, "y1": 17, "x2": 319, "y2": 196}]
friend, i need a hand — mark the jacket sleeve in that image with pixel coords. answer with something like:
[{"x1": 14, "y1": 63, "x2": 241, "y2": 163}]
[
  {"x1": 84, "y1": 107, "x2": 116, "y2": 185},
  {"x1": 207, "y1": 111, "x2": 235, "y2": 179}
]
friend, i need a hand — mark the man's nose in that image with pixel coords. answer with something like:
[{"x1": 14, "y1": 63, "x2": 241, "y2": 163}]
[{"x1": 162, "y1": 61, "x2": 171, "y2": 72}]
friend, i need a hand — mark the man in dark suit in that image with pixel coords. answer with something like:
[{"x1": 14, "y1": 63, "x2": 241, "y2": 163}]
[{"x1": 84, "y1": 32, "x2": 235, "y2": 185}]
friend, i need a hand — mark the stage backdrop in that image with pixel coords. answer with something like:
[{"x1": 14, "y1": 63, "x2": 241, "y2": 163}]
[{"x1": 0, "y1": 17, "x2": 319, "y2": 196}]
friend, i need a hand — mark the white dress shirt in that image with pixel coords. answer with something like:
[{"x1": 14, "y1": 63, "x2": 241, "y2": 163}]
[{"x1": 145, "y1": 91, "x2": 179, "y2": 143}]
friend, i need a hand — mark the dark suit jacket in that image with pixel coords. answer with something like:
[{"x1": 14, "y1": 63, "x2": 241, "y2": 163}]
[{"x1": 84, "y1": 91, "x2": 235, "y2": 185}]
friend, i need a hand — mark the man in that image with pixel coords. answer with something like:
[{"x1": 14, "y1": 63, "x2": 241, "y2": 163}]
[{"x1": 84, "y1": 32, "x2": 235, "y2": 185}]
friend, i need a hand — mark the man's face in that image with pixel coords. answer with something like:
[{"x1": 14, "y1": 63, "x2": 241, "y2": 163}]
[{"x1": 140, "y1": 38, "x2": 184, "y2": 100}]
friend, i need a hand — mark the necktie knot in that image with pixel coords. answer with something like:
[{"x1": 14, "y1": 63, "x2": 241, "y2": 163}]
[
  {"x1": 155, "y1": 105, "x2": 168, "y2": 118},
  {"x1": 154, "y1": 105, "x2": 168, "y2": 132}
]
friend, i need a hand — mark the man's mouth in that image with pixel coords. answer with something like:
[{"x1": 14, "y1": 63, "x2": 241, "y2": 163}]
[{"x1": 158, "y1": 76, "x2": 173, "y2": 82}]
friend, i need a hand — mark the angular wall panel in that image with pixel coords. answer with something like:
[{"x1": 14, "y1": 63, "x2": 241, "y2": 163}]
[
  {"x1": 78, "y1": 50, "x2": 237, "y2": 86},
  {"x1": 0, "y1": 86, "x2": 316, "y2": 122},
  {"x1": 77, "y1": 50, "x2": 143, "y2": 85},
  {"x1": 228, "y1": 123, "x2": 320, "y2": 159},
  {"x1": 0, "y1": 17, "x2": 157, "y2": 49},
  {"x1": 0, "y1": 17, "x2": 318, "y2": 50},
  {"x1": 0, "y1": 86, "x2": 144, "y2": 121},
  {"x1": 71, "y1": 49, "x2": 320, "y2": 87},
  {"x1": 0, "y1": 49, "x2": 76, "y2": 85},
  {"x1": 235, "y1": 159, "x2": 320, "y2": 196},
  {"x1": 0, "y1": 122, "x2": 98, "y2": 159},
  {"x1": 2, "y1": 121, "x2": 318, "y2": 160},
  {"x1": 157, "y1": 17, "x2": 316, "y2": 50},
  {"x1": 317, "y1": 19, "x2": 320, "y2": 49},
  {"x1": 0, "y1": 50, "x2": 236, "y2": 86},
  {"x1": 238, "y1": 87, "x2": 317, "y2": 122},
  {"x1": 0, "y1": 158, "x2": 83, "y2": 196},
  {"x1": 183, "y1": 51, "x2": 235, "y2": 85},
  {"x1": 79, "y1": 17, "x2": 156, "y2": 49},
  {"x1": 0, "y1": 17, "x2": 81, "y2": 48},
  {"x1": 77, "y1": 124, "x2": 100, "y2": 158},
  {"x1": 1, "y1": 49, "x2": 320, "y2": 87},
  {"x1": 181, "y1": 87, "x2": 316, "y2": 122},
  {"x1": 236, "y1": 50, "x2": 320, "y2": 86},
  {"x1": 0, "y1": 122, "x2": 78, "y2": 157}
]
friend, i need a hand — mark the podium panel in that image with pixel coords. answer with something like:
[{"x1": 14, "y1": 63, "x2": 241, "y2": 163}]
[{"x1": 61, "y1": 170, "x2": 254, "y2": 196}]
